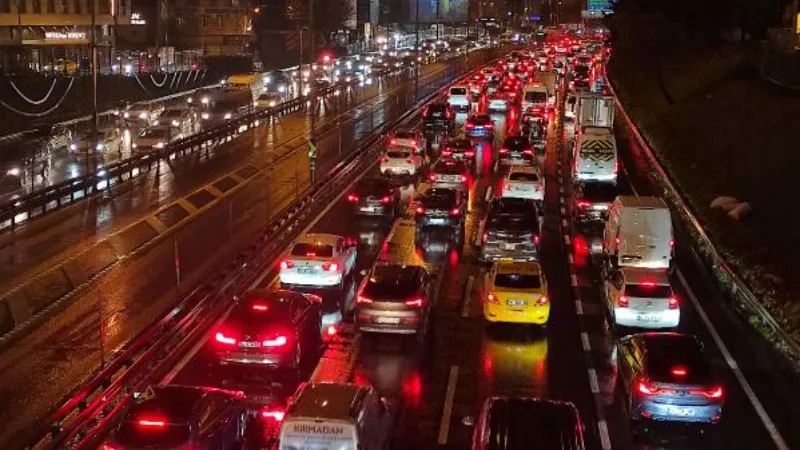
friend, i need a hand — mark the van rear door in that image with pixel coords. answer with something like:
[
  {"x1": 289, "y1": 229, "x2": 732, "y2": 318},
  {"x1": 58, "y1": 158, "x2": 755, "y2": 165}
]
[
  {"x1": 619, "y1": 208, "x2": 672, "y2": 268},
  {"x1": 576, "y1": 135, "x2": 616, "y2": 182},
  {"x1": 279, "y1": 419, "x2": 358, "y2": 450}
]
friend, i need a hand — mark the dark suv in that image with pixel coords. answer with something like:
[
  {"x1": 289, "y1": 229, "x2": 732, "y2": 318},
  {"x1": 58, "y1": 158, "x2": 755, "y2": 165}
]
[
  {"x1": 423, "y1": 102, "x2": 455, "y2": 134},
  {"x1": 415, "y1": 187, "x2": 466, "y2": 236},
  {"x1": 574, "y1": 182, "x2": 617, "y2": 223},
  {"x1": 481, "y1": 197, "x2": 540, "y2": 262}
]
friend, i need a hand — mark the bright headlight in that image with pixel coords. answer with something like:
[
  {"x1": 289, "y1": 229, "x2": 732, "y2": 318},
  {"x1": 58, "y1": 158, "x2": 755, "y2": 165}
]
[
  {"x1": 138, "y1": 112, "x2": 147, "y2": 119},
  {"x1": 96, "y1": 143, "x2": 103, "y2": 151},
  {"x1": 123, "y1": 112, "x2": 129, "y2": 118},
  {"x1": 172, "y1": 120, "x2": 179, "y2": 126},
  {"x1": 269, "y1": 100, "x2": 276, "y2": 107},
  {"x1": 201, "y1": 97, "x2": 209, "y2": 104},
  {"x1": 7, "y1": 168, "x2": 20, "y2": 176},
  {"x1": 132, "y1": 143, "x2": 137, "y2": 148},
  {"x1": 155, "y1": 142, "x2": 165, "y2": 149},
  {"x1": 278, "y1": 85, "x2": 287, "y2": 93},
  {"x1": 224, "y1": 112, "x2": 232, "y2": 119},
  {"x1": 69, "y1": 144, "x2": 77, "y2": 151},
  {"x1": 202, "y1": 112, "x2": 209, "y2": 119}
]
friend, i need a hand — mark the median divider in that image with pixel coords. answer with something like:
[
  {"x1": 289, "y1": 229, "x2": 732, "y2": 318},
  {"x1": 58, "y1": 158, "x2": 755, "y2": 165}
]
[
  {"x1": 23, "y1": 50, "x2": 506, "y2": 450},
  {"x1": 605, "y1": 65, "x2": 800, "y2": 368}
]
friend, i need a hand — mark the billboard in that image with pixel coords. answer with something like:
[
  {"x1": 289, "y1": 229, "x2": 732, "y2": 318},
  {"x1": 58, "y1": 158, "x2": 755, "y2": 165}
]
[
  {"x1": 410, "y1": 0, "x2": 468, "y2": 23},
  {"x1": 587, "y1": 0, "x2": 612, "y2": 13}
]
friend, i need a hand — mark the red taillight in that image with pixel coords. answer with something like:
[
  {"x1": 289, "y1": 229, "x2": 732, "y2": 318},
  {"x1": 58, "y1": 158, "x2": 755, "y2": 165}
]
[
  {"x1": 499, "y1": 148, "x2": 508, "y2": 154},
  {"x1": 669, "y1": 238, "x2": 675, "y2": 247},
  {"x1": 465, "y1": 150, "x2": 475, "y2": 157},
  {"x1": 523, "y1": 149, "x2": 533, "y2": 155},
  {"x1": 482, "y1": 232, "x2": 488, "y2": 243},
  {"x1": 705, "y1": 386, "x2": 724, "y2": 399},
  {"x1": 536, "y1": 296, "x2": 548, "y2": 306},
  {"x1": 347, "y1": 194, "x2": 359, "y2": 202},
  {"x1": 486, "y1": 293, "x2": 498, "y2": 304},
  {"x1": 381, "y1": 156, "x2": 389, "y2": 162},
  {"x1": 261, "y1": 409, "x2": 286, "y2": 421},
  {"x1": 215, "y1": 331, "x2": 237, "y2": 345},
  {"x1": 442, "y1": 150, "x2": 452, "y2": 156},
  {"x1": 461, "y1": 175, "x2": 468, "y2": 183},
  {"x1": 415, "y1": 206, "x2": 425, "y2": 214},
  {"x1": 405, "y1": 297, "x2": 425, "y2": 307},
  {"x1": 669, "y1": 297, "x2": 679, "y2": 309},
  {"x1": 450, "y1": 207, "x2": 461, "y2": 216},
  {"x1": 322, "y1": 262, "x2": 339, "y2": 271},
  {"x1": 534, "y1": 235, "x2": 540, "y2": 245},
  {"x1": 618, "y1": 296, "x2": 629, "y2": 307},
  {"x1": 357, "y1": 295, "x2": 373, "y2": 305},
  {"x1": 410, "y1": 140, "x2": 417, "y2": 146},
  {"x1": 137, "y1": 417, "x2": 167, "y2": 428},
  {"x1": 614, "y1": 159, "x2": 618, "y2": 174},
  {"x1": 671, "y1": 366, "x2": 688, "y2": 377},
  {"x1": 576, "y1": 200, "x2": 591, "y2": 208},
  {"x1": 466, "y1": 122, "x2": 474, "y2": 128},
  {"x1": 486, "y1": 123, "x2": 494, "y2": 129},
  {"x1": 262, "y1": 335, "x2": 288, "y2": 347},
  {"x1": 326, "y1": 325, "x2": 337, "y2": 336},
  {"x1": 101, "y1": 445, "x2": 121, "y2": 450},
  {"x1": 381, "y1": 196, "x2": 392, "y2": 204},
  {"x1": 390, "y1": 139, "x2": 397, "y2": 145},
  {"x1": 637, "y1": 380, "x2": 659, "y2": 395},
  {"x1": 280, "y1": 260, "x2": 294, "y2": 269},
  {"x1": 429, "y1": 174, "x2": 437, "y2": 182},
  {"x1": 252, "y1": 303, "x2": 269, "y2": 312}
]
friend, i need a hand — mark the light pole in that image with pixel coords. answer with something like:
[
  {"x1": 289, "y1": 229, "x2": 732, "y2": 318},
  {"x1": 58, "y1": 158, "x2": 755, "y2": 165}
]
[
  {"x1": 415, "y1": 0, "x2": 420, "y2": 100},
  {"x1": 90, "y1": 0, "x2": 98, "y2": 174},
  {"x1": 308, "y1": 0, "x2": 316, "y2": 184}
]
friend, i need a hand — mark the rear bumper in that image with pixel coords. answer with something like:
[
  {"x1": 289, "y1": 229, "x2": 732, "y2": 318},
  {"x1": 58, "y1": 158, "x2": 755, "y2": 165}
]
[
  {"x1": 279, "y1": 271, "x2": 343, "y2": 287},
  {"x1": 484, "y1": 303, "x2": 549, "y2": 324},
  {"x1": 481, "y1": 244, "x2": 538, "y2": 262},
  {"x1": 380, "y1": 165, "x2": 417, "y2": 176},
  {"x1": 465, "y1": 129, "x2": 493, "y2": 138},
  {"x1": 216, "y1": 349, "x2": 296, "y2": 367},
  {"x1": 353, "y1": 203, "x2": 393, "y2": 216},
  {"x1": 615, "y1": 308, "x2": 680, "y2": 328},
  {"x1": 356, "y1": 310, "x2": 422, "y2": 334},
  {"x1": 416, "y1": 216, "x2": 460, "y2": 229},
  {"x1": 634, "y1": 398, "x2": 722, "y2": 424},
  {"x1": 575, "y1": 172, "x2": 617, "y2": 183}
]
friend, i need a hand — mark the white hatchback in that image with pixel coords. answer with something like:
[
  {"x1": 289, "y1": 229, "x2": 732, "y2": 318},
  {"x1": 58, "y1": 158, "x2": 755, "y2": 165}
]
[
  {"x1": 605, "y1": 267, "x2": 680, "y2": 329},
  {"x1": 501, "y1": 166, "x2": 544, "y2": 202},
  {"x1": 447, "y1": 85, "x2": 471, "y2": 113},
  {"x1": 279, "y1": 234, "x2": 357, "y2": 288},
  {"x1": 380, "y1": 147, "x2": 422, "y2": 176}
]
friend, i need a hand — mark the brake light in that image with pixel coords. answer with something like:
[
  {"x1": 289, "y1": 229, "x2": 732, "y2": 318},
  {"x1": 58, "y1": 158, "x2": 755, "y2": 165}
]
[
  {"x1": 534, "y1": 235, "x2": 540, "y2": 245},
  {"x1": 442, "y1": 149, "x2": 452, "y2": 156},
  {"x1": 410, "y1": 140, "x2": 417, "y2": 146},
  {"x1": 357, "y1": 295, "x2": 373, "y2": 305},
  {"x1": 405, "y1": 297, "x2": 425, "y2": 307},
  {"x1": 326, "y1": 325, "x2": 337, "y2": 336},
  {"x1": 390, "y1": 139, "x2": 397, "y2": 145},
  {"x1": 576, "y1": 200, "x2": 591, "y2": 208},
  {"x1": 322, "y1": 262, "x2": 339, "y2": 271},
  {"x1": 482, "y1": 232, "x2": 488, "y2": 243},
  {"x1": 261, "y1": 409, "x2": 286, "y2": 421},
  {"x1": 429, "y1": 174, "x2": 437, "y2": 182},
  {"x1": 486, "y1": 293, "x2": 499, "y2": 304},
  {"x1": 461, "y1": 175, "x2": 468, "y2": 183},
  {"x1": 381, "y1": 156, "x2": 389, "y2": 162},
  {"x1": 669, "y1": 238, "x2": 675, "y2": 247},
  {"x1": 523, "y1": 149, "x2": 533, "y2": 155},
  {"x1": 381, "y1": 196, "x2": 392, "y2": 204},
  {"x1": 252, "y1": 303, "x2": 269, "y2": 312},
  {"x1": 618, "y1": 296, "x2": 629, "y2": 307},
  {"x1": 486, "y1": 123, "x2": 493, "y2": 129},
  {"x1": 465, "y1": 150, "x2": 475, "y2": 157},
  {"x1": 704, "y1": 386, "x2": 724, "y2": 399},
  {"x1": 669, "y1": 297, "x2": 679, "y2": 309},
  {"x1": 215, "y1": 331, "x2": 237, "y2": 345},
  {"x1": 280, "y1": 260, "x2": 294, "y2": 269},
  {"x1": 347, "y1": 194, "x2": 359, "y2": 202},
  {"x1": 499, "y1": 148, "x2": 508, "y2": 154},
  {"x1": 262, "y1": 335, "x2": 288, "y2": 347},
  {"x1": 536, "y1": 296, "x2": 548, "y2": 306},
  {"x1": 101, "y1": 445, "x2": 121, "y2": 450},
  {"x1": 450, "y1": 208, "x2": 461, "y2": 216},
  {"x1": 137, "y1": 418, "x2": 167, "y2": 428},
  {"x1": 637, "y1": 380, "x2": 659, "y2": 395},
  {"x1": 671, "y1": 366, "x2": 688, "y2": 377},
  {"x1": 614, "y1": 159, "x2": 618, "y2": 174},
  {"x1": 466, "y1": 122, "x2": 474, "y2": 128},
  {"x1": 406, "y1": 158, "x2": 415, "y2": 163}
]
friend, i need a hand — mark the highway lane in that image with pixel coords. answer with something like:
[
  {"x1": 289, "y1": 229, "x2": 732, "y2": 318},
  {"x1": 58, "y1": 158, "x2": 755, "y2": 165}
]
[
  {"x1": 562, "y1": 85, "x2": 800, "y2": 448},
  {"x1": 0, "y1": 53, "x2": 507, "y2": 450}
]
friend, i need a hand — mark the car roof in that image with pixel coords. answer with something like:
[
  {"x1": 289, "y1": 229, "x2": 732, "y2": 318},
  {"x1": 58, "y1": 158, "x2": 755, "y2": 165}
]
[
  {"x1": 125, "y1": 385, "x2": 214, "y2": 422},
  {"x1": 433, "y1": 158, "x2": 468, "y2": 171},
  {"x1": 295, "y1": 233, "x2": 341, "y2": 246},
  {"x1": 481, "y1": 397, "x2": 582, "y2": 450},
  {"x1": 615, "y1": 195, "x2": 667, "y2": 209},
  {"x1": 620, "y1": 267, "x2": 670, "y2": 285},
  {"x1": 508, "y1": 166, "x2": 538, "y2": 175},
  {"x1": 496, "y1": 261, "x2": 541, "y2": 275},
  {"x1": 289, "y1": 383, "x2": 367, "y2": 420}
]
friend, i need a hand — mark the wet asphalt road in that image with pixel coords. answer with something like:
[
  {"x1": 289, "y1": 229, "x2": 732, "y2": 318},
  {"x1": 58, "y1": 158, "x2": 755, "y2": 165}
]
[{"x1": 0, "y1": 50, "x2": 505, "y2": 450}]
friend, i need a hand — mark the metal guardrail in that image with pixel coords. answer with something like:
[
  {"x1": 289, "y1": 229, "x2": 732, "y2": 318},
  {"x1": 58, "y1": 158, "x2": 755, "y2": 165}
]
[
  {"x1": 605, "y1": 65, "x2": 800, "y2": 366},
  {"x1": 22, "y1": 52, "x2": 497, "y2": 450}
]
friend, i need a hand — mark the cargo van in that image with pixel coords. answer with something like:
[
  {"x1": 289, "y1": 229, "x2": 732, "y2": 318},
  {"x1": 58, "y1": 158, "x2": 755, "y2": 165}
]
[
  {"x1": 574, "y1": 126, "x2": 617, "y2": 184},
  {"x1": 522, "y1": 83, "x2": 549, "y2": 112},
  {"x1": 603, "y1": 196, "x2": 673, "y2": 269},
  {"x1": 279, "y1": 382, "x2": 392, "y2": 450},
  {"x1": 577, "y1": 92, "x2": 615, "y2": 128}
]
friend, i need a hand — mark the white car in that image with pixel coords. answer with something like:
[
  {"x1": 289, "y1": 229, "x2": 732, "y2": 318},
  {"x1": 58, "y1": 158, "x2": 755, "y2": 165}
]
[
  {"x1": 501, "y1": 166, "x2": 544, "y2": 201},
  {"x1": 131, "y1": 125, "x2": 182, "y2": 153},
  {"x1": 279, "y1": 234, "x2": 357, "y2": 288},
  {"x1": 604, "y1": 267, "x2": 680, "y2": 329},
  {"x1": 157, "y1": 108, "x2": 197, "y2": 136},
  {"x1": 388, "y1": 129, "x2": 426, "y2": 155},
  {"x1": 69, "y1": 126, "x2": 124, "y2": 154},
  {"x1": 380, "y1": 147, "x2": 422, "y2": 176},
  {"x1": 487, "y1": 92, "x2": 509, "y2": 112},
  {"x1": 447, "y1": 85, "x2": 471, "y2": 113},
  {"x1": 123, "y1": 101, "x2": 164, "y2": 127}
]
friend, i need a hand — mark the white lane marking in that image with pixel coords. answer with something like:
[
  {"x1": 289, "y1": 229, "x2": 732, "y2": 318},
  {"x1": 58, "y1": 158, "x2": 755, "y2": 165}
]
[
  {"x1": 588, "y1": 368, "x2": 600, "y2": 393},
  {"x1": 564, "y1": 234, "x2": 571, "y2": 246},
  {"x1": 438, "y1": 365, "x2": 460, "y2": 445},
  {"x1": 462, "y1": 275, "x2": 475, "y2": 318},
  {"x1": 567, "y1": 253, "x2": 574, "y2": 264},
  {"x1": 575, "y1": 300, "x2": 584, "y2": 315},
  {"x1": 484, "y1": 186, "x2": 493, "y2": 202},
  {"x1": 561, "y1": 218, "x2": 568, "y2": 228},
  {"x1": 677, "y1": 270, "x2": 789, "y2": 450},
  {"x1": 560, "y1": 206, "x2": 566, "y2": 215},
  {"x1": 598, "y1": 420, "x2": 612, "y2": 450},
  {"x1": 581, "y1": 332, "x2": 591, "y2": 352},
  {"x1": 559, "y1": 185, "x2": 564, "y2": 194}
]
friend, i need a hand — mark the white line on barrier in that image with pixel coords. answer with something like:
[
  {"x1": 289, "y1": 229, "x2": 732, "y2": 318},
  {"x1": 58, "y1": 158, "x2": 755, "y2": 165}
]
[
  {"x1": 587, "y1": 368, "x2": 600, "y2": 393},
  {"x1": 437, "y1": 365, "x2": 460, "y2": 445},
  {"x1": 484, "y1": 186, "x2": 493, "y2": 202},
  {"x1": 462, "y1": 275, "x2": 474, "y2": 318},
  {"x1": 598, "y1": 420, "x2": 612, "y2": 450},
  {"x1": 575, "y1": 300, "x2": 584, "y2": 315},
  {"x1": 581, "y1": 332, "x2": 591, "y2": 352},
  {"x1": 677, "y1": 270, "x2": 789, "y2": 450},
  {"x1": 570, "y1": 273, "x2": 578, "y2": 287}
]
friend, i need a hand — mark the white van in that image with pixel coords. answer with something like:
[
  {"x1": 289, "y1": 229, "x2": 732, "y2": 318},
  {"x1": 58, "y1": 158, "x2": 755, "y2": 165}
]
[
  {"x1": 603, "y1": 196, "x2": 673, "y2": 269},
  {"x1": 279, "y1": 382, "x2": 392, "y2": 450},
  {"x1": 522, "y1": 83, "x2": 549, "y2": 112},
  {"x1": 447, "y1": 85, "x2": 471, "y2": 113},
  {"x1": 225, "y1": 73, "x2": 266, "y2": 101},
  {"x1": 574, "y1": 126, "x2": 617, "y2": 184},
  {"x1": 577, "y1": 92, "x2": 615, "y2": 128}
]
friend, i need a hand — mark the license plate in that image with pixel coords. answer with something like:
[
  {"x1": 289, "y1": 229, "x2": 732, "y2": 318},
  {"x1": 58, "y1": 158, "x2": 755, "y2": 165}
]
[
  {"x1": 504, "y1": 243, "x2": 516, "y2": 250},
  {"x1": 360, "y1": 206, "x2": 377, "y2": 213},
  {"x1": 512, "y1": 185, "x2": 528, "y2": 191},
  {"x1": 239, "y1": 341, "x2": 260, "y2": 348},
  {"x1": 298, "y1": 267, "x2": 316, "y2": 274},
  {"x1": 507, "y1": 299, "x2": 527, "y2": 307},
  {"x1": 375, "y1": 317, "x2": 400, "y2": 324},
  {"x1": 668, "y1": 407, "x2": 695, "y2": 417},
  {"x1": 429, "y1": 218, "x2": 446, "y2": 225},
  {"x1": 637, "y1": 314, "x2": 661, "y2": 323}
]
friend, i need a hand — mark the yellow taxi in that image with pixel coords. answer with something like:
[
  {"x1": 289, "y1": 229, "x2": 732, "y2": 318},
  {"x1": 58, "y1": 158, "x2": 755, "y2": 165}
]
[{"x1": 484, "y1": 261, "x2": 549, "y2": 325}]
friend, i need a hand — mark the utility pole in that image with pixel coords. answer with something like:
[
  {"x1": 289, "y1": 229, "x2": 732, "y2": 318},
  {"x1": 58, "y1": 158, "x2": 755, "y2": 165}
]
[
  {"x1": 436, "y1": 0, "x2": 440, "y2": 40},
  {"x1": 90, "y1": 0, "x2": 98, "y2": 169},
  {"x1": 299, "y1": 25, "x2": 304, "y2": 99},
  {"x1": 308, "y1": 0, "x2": 317, "y2": 184},
  {"x1": 415, "y1": 0, "x2": 420, "y2": 100}
]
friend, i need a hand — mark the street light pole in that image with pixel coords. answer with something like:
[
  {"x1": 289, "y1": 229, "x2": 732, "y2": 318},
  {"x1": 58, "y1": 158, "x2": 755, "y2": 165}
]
[
  {"x1": 415, "y1": 0, "x2": 419, "y2": 100},
  {"x1": 90, "y1": 0, "x2": 98, "y2": 173},
  {"x1": 309, "y1": 0, "x2": 316, "y2": 184}
]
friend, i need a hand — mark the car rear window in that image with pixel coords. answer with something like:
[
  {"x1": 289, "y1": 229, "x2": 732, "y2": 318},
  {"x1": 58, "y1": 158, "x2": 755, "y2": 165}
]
[
  {"x1": 503, "y1": 136, "x2": 530, "y2": 150},
  {"x1": 387, "y1": 150, "x2": 411, "y2": 158},
  {"x1": 421, "y1": 189, "x2": 456, "y2": 208},
  {"x1": 115, "y1": 421, "x2": 191, "y2": 448},
  {"x1": 356, "y1": 178, "x2": 391, "y2": 195},
  {"x1": 471, "y1": 115, "x2": 491, "y2": 124},
  {"x1": 450, "y1": 87, "x2": 467, "y2": 96},
  {"x1": 644, "y1": 336, "x2": 714, "y2": 384},
  {"x1": 291, "y1": 243, "x2": 334, "y2": 258},
  {"x1": 509, "y1": 172, "x2": 538, "y2": 182},
  {"x1": 394, "y1": 130, "x2": 415, "y2": 139},
  {"x1": 362, "y1": 265, "x2": 420, "y2": 300},
  {"x1": 524, "y1": 91, "x2": 548, "y2": 103},
  {"x1": 434, "y1": 160, "x2": 466, "y2": 174},
  {"x1": 494, "y1": 273, "x2": 541, "y2": 289},
  {"x1": 447, "y1": 139, "x2": 471, "y2": 149},
  {"x1": 624, "y1": 284, "x2": 672, "y2": 298},
  {"x1": 580, "y1": 183, "x2": 616, "y2": 202}
]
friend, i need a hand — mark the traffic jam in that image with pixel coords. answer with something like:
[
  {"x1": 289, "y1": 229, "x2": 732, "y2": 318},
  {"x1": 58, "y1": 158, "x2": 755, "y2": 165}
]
[{"x1": 97, "y1": 31, "x2": 770, "y2": 450}]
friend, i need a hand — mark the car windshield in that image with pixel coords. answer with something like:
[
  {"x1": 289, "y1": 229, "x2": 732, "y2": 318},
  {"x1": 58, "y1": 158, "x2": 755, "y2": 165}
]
[
  {"x1": 495, "y1": 273, "x2": 541, "y2": 289},
  {"x1": 161, "y1": 110, "x2": 183, "y2": 118},
  {"x1": 426, "y1": 105, "x2": 447, "y2": 117},
  {"x1": 524, "y1": 91, "x2": 548, "y2": 103},
  {"x1": 450, "y1": 87, "x2": 467, "y2": 96},
  {"x1": 509, "y1": 172, "x2": 539, "y2": 182},
  {"x1": 624, "y1": 283, "x2": 672, "y2": 298},
  {"x1": 434, "y1": 160, "x2": 467, "y2": 174},
  {"x1": 115, "y1": 421, "x2": 191, "y2": 448},
  {"x1": 387, "y1": 150, "x2": 411, "y2": 158},
  {"x1": 394, "y1": 130, "x2": 415, "y2": 139},
  {"x1": 362, "y1": 265, "x2": 420, "y2": 301},
  {"x1": 291, "y1": 243, "x2": 334, "y2": 258},
  {"x1": 356, "y1": 178, "x2": 391, "y2": 195}
]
